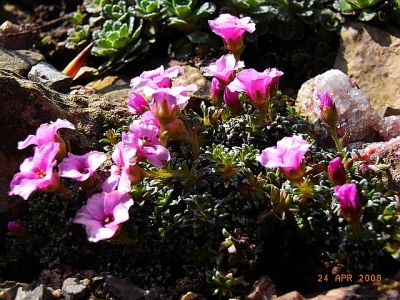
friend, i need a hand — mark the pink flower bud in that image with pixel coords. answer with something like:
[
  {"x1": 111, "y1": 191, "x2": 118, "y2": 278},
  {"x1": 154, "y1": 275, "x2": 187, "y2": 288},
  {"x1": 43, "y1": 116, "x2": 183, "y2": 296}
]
[
  {"x1": 317, "y1": 91, "x2": 337, "y2": 129},
  {"x1": 328, "y1": 157, "x2": 347, "y2": 186},
  {"x1": 7, "y1": 220, "x2": 22, "y2": 233},
  {"x1": 223, "y1": 88, "x2": 241, "y2": 115},
  {"x1": 333, "y1": 183, "x2": 362, "y2": 221}
]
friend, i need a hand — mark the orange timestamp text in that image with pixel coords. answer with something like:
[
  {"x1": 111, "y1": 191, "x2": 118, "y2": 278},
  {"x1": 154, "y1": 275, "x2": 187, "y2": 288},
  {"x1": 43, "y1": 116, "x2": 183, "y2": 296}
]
[{"x1": 318, "y1": 274, "x2": 382, "y2": 283}]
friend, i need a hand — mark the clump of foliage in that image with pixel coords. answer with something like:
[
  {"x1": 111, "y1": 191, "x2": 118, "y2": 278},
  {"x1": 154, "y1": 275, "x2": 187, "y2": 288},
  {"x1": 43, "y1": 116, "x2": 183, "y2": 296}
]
[{"x1": 2, "y1": 15, "x2": 399, "y2": 298}]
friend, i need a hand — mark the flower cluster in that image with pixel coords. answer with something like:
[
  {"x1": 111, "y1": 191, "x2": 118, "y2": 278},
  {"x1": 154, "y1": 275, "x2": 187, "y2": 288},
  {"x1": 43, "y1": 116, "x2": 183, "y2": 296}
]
[
  {"x1": 205, "y1": 14, "x2": 283, "y2": 113},
  {"x1": 9, "y1": 119, "x2": 75, "y2": 200}
]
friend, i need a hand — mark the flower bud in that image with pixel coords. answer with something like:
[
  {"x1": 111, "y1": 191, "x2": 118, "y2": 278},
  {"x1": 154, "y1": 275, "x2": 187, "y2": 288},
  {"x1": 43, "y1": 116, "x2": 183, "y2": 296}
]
[
  {"x1": 328, "y1": 157, "x2": 347, "y2": 185},
  {"x1": 317, "y1": 91, "x2": 337, "y2": 129},
  {"x1": 333, "y1": 183, "x2": 362, "y2": 222}
]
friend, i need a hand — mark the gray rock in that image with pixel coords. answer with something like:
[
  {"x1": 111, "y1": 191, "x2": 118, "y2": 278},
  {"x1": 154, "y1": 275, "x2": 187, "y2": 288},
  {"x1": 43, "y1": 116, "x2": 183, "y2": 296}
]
[
  {"x1": 0, "y1": 281, "x2": 29, "y2": 299},
  {"x1": 72, "y1": 66, "x2": 99, "y2": 83},
  {"x1": 0, "y1": 46, "x2": 44, "y2": 76},
  {"x1": 15, "y1": 284, "x2": 53, "y2": 300},
  {"x1": 61, "y1": 278, "x2": 89, "y2": 300},
  {"x1": 104, "y1": 276, "x2": 154, "y2": 300},
  {"x1": 28, "y1": 62, "x2": 72, "y2": 93},
  {"x1": 296, "y1": 69, "x2": 381, "y2": 143}
]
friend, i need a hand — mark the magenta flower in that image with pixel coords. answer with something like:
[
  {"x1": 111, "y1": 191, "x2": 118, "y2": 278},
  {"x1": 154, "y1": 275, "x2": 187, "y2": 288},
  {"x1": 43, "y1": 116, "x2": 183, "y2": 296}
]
[
  {"x1": 7, "y1": 220, "x2": 22, "y2": 233},
  {"x1": 263, "y1": 68, "x2": 284, "y2": 95},
  {"x1": 224, "y1": 88, "x2": 241, "y2": 115},
  {"x1": 74, "y1": 191, "x2": 133, "y2": 242},
  {"x1": 122, "y1": 120, "x2": 170, "y2": 168},
  {"x1": 102, "y1": 142, "x2": 139, "y2": 193},
  {"x1": 208, "y1": 14, "x2": 255, "y2": 57},
  {"x1": 317, "y1": 91, "x2": 337, "y2": 128},
  {"x1": 257, "y1": 135, "x2": 311, "y2": 180},
  {"x1": 328, "y1": 157, "x2": 347, "y2": 186},
  {"x1": 149, "y1": 85, "x2": 197, "y2": 124},
  {"x1": 333, "y1": 183, "x2": 362, "y2": 221},
  {"x1": 18, "y1": 119, "x2": 75, "y2": 150},
  {"x1": 204, "y1": 54, "x2": 244, "y2": 87},
  {"x1": 9, "y1": 142, "x2": 61, "y2": 200},
  {"x1": 228, "y1": 68, "x2": 283, "y2": 108},
  {"x1": 59, "y1": 151, "x2": 107, "y2": 182},
  {"x1": 140, "y1": 65, "x2": 184, "y2": 88},
  {"x1": 128, "y1": 92, "x2": 149, "y2": 115}
]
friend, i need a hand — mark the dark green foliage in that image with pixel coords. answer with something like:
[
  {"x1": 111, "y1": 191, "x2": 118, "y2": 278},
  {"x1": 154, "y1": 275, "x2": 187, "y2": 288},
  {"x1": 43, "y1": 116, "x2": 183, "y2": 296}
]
[{"x1": 2, "y1": 94, "x2": 399, "y2": 297}]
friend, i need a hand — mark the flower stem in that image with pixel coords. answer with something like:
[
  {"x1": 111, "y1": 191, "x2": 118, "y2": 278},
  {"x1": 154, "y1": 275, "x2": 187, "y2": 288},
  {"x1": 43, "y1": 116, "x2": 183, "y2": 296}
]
[{"x1": 330, "y1": 128, "x2": 343, "y2": 152}]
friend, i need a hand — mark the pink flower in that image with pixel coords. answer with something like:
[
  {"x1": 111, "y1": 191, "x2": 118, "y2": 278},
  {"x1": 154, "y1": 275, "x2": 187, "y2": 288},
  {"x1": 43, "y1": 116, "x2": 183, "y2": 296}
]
[
  {"x1": 317, "y1": 91, "x2": 337, "y2": 128},
  {"x1": 263, "y1": 68, "x2": 284, "y2": 95},
  {"x1": 74, "y1": 191, "x2": 133, "y2": 242},
  {"x1": 204, "y1": 54, "x2": 244, "y2": 87},
  {"x1": 140, "y1": 111, "x2": 160, "y2": 130},
  {"x1": 9, "y1": 142, "x2": 61, "y2": 200},
  {"x1": 224, "y1": 88, "x2": 241, "y2": 114},
  {"x1": 128, "y1": 92, "x2": 149, "y2": 115},
  {"x1": 333, "y1": 183, "x2": 362, "y2": 221},
  {"x1": 59, "y1": 151, "x2": 107, "y2": 182},
  {"x1": 102, "y1": 142, "x2": 139, "y2": 193},
  {"x1": 228, "y1": 68, "x2": 283, "y2": 108},
  {"x1": 328, "y1": 157, "x2": 347, "y2": 186},
  {"x1": 18, "y1": 119, "x2": 75, "y2": 150},
  {"x1": 7, "y1": 220, "x2": 22, "y2": 233},
  {"x1": 149, "y1": 85, "x2": 197, "y2": 123},
  {"x1": 122, "y1": 120, "x2": 170, "y2": 168},
  {"x1": 140, "y1": 65, "x2": 184, "y2": 88},
  {"x1": 208, "y1": 14, "x2": 255, "y2": 56},
  {"x1": 257, "y1": 135, "x2": 310, "y2": 180}
]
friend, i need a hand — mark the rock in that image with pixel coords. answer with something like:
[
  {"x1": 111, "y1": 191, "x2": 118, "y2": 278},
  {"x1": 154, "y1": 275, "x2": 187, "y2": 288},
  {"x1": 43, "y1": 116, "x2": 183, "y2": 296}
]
[
  {"x1": 334, "y1": 21, "x2": 400, "y2": 112},
  {"x1": 0, "y1": 281, "x2": 29, "y2": 300},
  {"x1": 246, "y1": 276, "x2": 276, "y2": 300},
  {"x1": 15, "y1": 284, "x2": 53, "y2": 300},
  {"x1": 0, "y1": 46, "x2": 44, "y2": 76},
  {"x1": 310, "y1": 283, "x2": 400, "y2": 299},
  {"x1": 104, "y1": 276, "x2": 153, "y2": 300},
  {"x1": 380, "y1": 105, "x2": 400, "y2": 118},
  {"x1": 72, "y1": 66, "x2": 99, "y2": 83},
  {"x1": 86, "y1": 76, "x2": 119, "y2": 92},
  {"x1": 352, "y1": 136, "x2": 400, "y2": 192},
  {"x1": 296, "y1": 69, "x2": 381, "y2": 143},
  {"x1": 0, "y1": 69, "x2": 129, "y2": 218},
  {"x1": 28, "y1": 62, "x2": 72, "y2": 93},
  {"x1": 102, "y1": 88, "x2": 130, "y2": 106},
  {"x1": 379, "y1": 116, "x2": 400, "y2": 141},
  {"x1": 179, "y1": 292, "x2": 204, "y2": 300},
  {"x1": 0, "y1": 21, "x2": 34, "y2": 50},
  {"x1": 275, "y1": 291, "x2": 304, "y2": 300},
  {"x1": 61, "y1": 278, "x2": 89, "y2": 300}
]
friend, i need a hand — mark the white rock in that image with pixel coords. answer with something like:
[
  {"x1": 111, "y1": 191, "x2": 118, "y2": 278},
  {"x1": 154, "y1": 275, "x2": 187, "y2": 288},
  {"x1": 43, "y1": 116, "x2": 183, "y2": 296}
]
[{"x1": 296, "y1": 69, "x2": 381, "y2": 143}]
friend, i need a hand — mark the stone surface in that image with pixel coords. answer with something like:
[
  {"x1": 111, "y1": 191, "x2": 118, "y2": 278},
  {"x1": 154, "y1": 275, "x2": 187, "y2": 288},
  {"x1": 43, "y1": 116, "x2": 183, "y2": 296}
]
[
  {"x1": 0, "y1": 21, "x2": 34, "y2": 50},
  {"x1": 104, "y1": 276, "x2": 151, "y2": 300},
  {"x1": 0, "y1": 46, "x2": 44, "y2": 76},
  {"x1": 296, "y1": 69, "x2": 381, "y2": 143},
  {"x1": 72, "y1": 66, "x2": 99, "y2": 83},
  {"x1": 334, "y1": 21, "x2": 400, "y2": 112},
  {"x1": 61, "y1": 278, "x2": 88, "y2": 300},
  {"x1": 246, "y1": 276, "x2": 276, "y2": 300},
  {"x1": 0, "y1": 69, "x2": 129, "y2": 220},
  {"x1": 379, "y1": 116, "x2": 400, "y2": 141},
  {"x1": 28, "y1": 62, "x2": 72, "y2": 93},
  {"x1": 275, "y1": 291, "x2": 304, "y2": 300},
  {"x1": 352, "y1": 136, "x2": 400, "y2": 192},
  {"x1": 15, "y1": 284, "x2": 53, "y2": 300},
  {"x1": 0, "y1": 281, "x2": 29, "y2": 300}
]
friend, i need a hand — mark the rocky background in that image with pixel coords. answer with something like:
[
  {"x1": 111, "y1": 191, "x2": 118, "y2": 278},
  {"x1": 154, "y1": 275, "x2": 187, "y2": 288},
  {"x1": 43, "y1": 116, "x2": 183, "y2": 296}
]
[{"x1": 0, "y1": 1, "x2": 400, "y2": 299}]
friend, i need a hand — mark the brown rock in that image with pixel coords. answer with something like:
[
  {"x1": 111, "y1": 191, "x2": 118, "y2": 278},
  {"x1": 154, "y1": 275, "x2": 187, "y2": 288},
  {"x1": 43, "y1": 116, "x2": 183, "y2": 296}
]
[
  {"x1": 0, "y1": 69, "x2": 129, "y2": 217},
  {"x1": 0, "y1": 46, "x2": 44, "y2": 76},
  {"x1": 275, "y1": 291, "x2": 304, "y2": 300},
  {"x1": 246, "y1": 276, "x2": 276, "y2": 300},
  {"x1": 334, "y1": 21, "x2": 400, "y2": 112}
]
